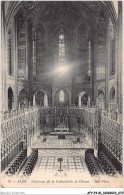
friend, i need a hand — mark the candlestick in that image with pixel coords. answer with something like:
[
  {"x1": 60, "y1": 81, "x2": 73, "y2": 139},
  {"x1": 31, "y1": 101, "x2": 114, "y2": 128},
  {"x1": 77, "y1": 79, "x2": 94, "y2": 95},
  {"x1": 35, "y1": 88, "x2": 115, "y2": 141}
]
[
  {"x1": 19, "y1": 102, "x2": 20, "y2": 109},
  {"x1": 67, "y1": 106, "x2": 68, "y2": 113}
]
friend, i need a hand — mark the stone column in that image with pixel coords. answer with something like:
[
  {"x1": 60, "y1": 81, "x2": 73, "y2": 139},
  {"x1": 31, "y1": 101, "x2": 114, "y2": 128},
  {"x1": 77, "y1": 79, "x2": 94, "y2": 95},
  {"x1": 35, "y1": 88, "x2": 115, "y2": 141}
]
[
  {"x1": 1, "y1": 2, "x2": 7, "y2": 111},
  {"x1": 27, "y1": 21, "x2": 33, "y2": 105},
  {"x1": 92, "y1": 29, "x2": 98, "y2": 105},
  {"x1": 13, "y1": 15, "x2": 18, "y2": 109},
  {"x1": 44, "y1": 93, "x2": 48, "y2": 107},
  {"x1": 33, "y1": 94, "x2": 36, "y2": 106},
  {"x1": 90, "y1": 39, "x2": 94, "y2": 104},
  {"x1": 105, "y1": 19, "x2": 110, "y2": 109},
  {"x1": 78, "y1": 95, "x2": 81, "y2": 107},
  {"x1": 32, "y1": 29, "x2": 36, "y2": 77},
  {"x1": 115, "y1": 29, "x2": 118, "y2": 111},
  {"x1": 25, "y1": 22, "x2": 29, "y2": 81},
  {"x1": 117, "y1": 2, "x2": 122, "y2": 113}
]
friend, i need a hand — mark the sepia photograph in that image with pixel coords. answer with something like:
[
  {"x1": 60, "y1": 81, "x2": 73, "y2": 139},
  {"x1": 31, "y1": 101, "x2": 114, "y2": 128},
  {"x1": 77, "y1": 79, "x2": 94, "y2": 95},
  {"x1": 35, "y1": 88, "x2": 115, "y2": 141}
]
[{"x1": 1, "y1": 0, "x2": 123, "y2": 190}]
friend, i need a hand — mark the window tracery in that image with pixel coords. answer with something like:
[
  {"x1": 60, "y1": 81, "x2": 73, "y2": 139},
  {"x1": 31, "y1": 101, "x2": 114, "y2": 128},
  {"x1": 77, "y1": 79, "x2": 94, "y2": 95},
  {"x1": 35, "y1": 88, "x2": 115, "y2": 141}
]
[
  {"x1": 18, "y1": 47, "x2": 26, "y2": 80},
  {"x1": 111, "y1": 37, "x2": 116, "y2": 75},
  {"x1": 59, "y1": 90, "x2": 64, "y2": 102},
  {"x1": 96, "y1": 47, "x2": 105, "y2": 80},
  {"x1": 7, "y1": 30, "x2": 13, "y2": 76},
  {"x1": 109, "y1": 19, "x2": 116, "y2": 76},
  {"x1": 59, "y1": 28, "x2": 65, "y2": 78}
]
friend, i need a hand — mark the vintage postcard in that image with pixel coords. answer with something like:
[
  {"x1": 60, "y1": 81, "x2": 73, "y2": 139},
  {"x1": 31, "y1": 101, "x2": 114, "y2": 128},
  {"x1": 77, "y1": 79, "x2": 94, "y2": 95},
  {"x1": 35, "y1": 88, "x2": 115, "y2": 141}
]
[{"x1": 1, "y1": 0, "x2": 123, "y2": 190}]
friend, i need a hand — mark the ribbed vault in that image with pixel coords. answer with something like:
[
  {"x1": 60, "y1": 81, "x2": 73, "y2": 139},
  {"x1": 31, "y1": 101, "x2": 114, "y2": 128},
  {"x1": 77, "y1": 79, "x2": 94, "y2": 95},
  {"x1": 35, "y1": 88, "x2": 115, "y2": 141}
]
[{"x1": 5, "y1": 1, "x2": 117, "y2": 34}]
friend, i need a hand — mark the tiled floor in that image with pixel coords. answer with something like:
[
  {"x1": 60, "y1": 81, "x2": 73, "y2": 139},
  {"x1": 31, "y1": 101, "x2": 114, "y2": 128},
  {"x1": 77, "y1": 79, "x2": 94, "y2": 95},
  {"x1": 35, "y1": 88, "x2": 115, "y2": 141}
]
[
  {"x1": 38, "y1": 149, "x2": 85, "y2": 156},
  {"x1": 31, "y1": 133, "x2": 92, "y2": 176},
  {"x1": 32, "y1": 135, "x2": 92, "y2": 149},
  {"x1": 36, "y1": 156, "x2": 87, "y2": 172}
]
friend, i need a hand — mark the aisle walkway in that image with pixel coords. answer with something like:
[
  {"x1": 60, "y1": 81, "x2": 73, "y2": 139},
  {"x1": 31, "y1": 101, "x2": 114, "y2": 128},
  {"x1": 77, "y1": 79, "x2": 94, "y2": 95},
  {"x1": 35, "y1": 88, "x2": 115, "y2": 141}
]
[
  {"x1": 31, "y1": 150, "x2": 91, "y2": 178},
  {"x1": 36, "y1": 156, "x2": 87, "y2": 172}
]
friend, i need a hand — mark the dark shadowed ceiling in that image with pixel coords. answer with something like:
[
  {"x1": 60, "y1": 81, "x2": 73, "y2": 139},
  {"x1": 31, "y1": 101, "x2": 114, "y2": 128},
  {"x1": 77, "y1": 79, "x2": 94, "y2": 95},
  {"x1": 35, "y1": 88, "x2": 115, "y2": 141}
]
[{"x1": 5, "y1": 1, "x2": 117, "y2": 35}]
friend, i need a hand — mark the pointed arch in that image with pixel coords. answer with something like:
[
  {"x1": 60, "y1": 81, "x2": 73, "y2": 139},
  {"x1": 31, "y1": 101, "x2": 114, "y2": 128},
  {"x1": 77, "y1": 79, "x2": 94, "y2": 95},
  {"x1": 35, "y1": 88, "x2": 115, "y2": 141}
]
[
  {"x1": 78, "y1": 91, "x2": 90, "y2": 107},
  {"x1": 109, "y1": 87, "x2": 116, "y2": 111},
  {"x1": 18, "y1": 89, "x2": 28, "y2": 108},
  {"x1": 59, "y1": 90, "x2": 64, "y2": 102},
  {"x1": 110, "y1": 87, "x2": 115, "y2": 100},
  {"x1": 33, "y1": 90, "x2": 48, "y2": 107},
  {"x1": 97, "y1": 90, "x2": 105, "y2": 109},
  {"x1": 8, "y1": 87, "x2": 14, "y2": 110}
]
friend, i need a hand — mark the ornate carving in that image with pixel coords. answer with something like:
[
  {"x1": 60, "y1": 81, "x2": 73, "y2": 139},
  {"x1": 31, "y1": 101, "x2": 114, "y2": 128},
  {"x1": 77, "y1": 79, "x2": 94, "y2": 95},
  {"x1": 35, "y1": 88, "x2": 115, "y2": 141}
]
[
  {"x1": 96, "y1": 46, "x2": 106, "y2": 80},
  {"x1": 16, "y1": 2, "x2": 109, "y2": 35}
]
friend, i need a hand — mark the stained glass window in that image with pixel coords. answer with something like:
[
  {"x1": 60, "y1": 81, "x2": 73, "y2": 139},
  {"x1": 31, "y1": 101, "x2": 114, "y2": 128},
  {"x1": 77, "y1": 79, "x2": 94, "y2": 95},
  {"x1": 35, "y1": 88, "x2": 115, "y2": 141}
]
[
  {"x1": 59, "y1": 28, "x2": 65, "y2": 78},
  {"x1": 59, "y1": 90, "x2": 64, "y2": 102},
  {"x1": 96, "y1": 47, "x2": 105, "y2": 80},
  {"x1": 18, "y1": 47, "x2": 26, "y2": 79},
  {"x1": 111, "y1": 37, "x2": 115, "y2": 75},
  {"x1": 109, "y1": 19, "x2": 116, "y2": 76},
  {"x1": 8, "y1": 30, "x2": 13, "y2": 76}
]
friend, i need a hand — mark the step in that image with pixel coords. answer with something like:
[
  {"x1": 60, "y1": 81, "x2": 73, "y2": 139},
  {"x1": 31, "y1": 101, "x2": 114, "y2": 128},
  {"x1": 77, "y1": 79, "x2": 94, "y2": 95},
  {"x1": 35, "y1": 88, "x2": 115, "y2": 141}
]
[{"x1": 50, "y1": 131, "x2": 74, "y2": 135}]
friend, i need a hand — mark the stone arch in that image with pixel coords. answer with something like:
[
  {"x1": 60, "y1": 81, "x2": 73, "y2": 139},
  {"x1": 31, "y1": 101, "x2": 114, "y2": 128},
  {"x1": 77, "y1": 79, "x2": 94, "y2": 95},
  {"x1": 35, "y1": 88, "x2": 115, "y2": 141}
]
[
  {"x1": 76, "y1": 21, "x2": 91, "y2": 40},
  {"x1": 109, "y1": 87, "x2": 116, "y2": 110},
  {"x1": 110, "y1": 87, "x2": 115, "y2": 100},
  {"x1": 18, "y1": 89, "x2": 29, "y2": 108},
  {"x1": 36, "y1": 23, "x2": 48, "y2": 77},
  {"x1": 54, "y1": 25, "x2": 69, "y2": 43},
  {"x1": 33, "y1": 90, "x2": 48, "y2": 107},
  {"x1": 73, "y1": 96, "x2": 78, "y2": 106},
  {"x1": 8, "y1": 87, "x2": 14, "y2": 110},
  {"x1": 54, "y1": 88, "x2": 70, "y2": 106},
  {"x1": 97, "y1": 90, "x2": 105, "y2": 109},
  {"x1": 78, "y1": 91, "x2": 90, "y2": 107},
  {"x1": 36, "y1": 22, "x2": 47, "y2": 42},
  {"x1": 53, "y1": 25, "x2": 70, "y2": 69},
  {"x1": 75, "y1": 22, "x2": 92, "y2": 79}
]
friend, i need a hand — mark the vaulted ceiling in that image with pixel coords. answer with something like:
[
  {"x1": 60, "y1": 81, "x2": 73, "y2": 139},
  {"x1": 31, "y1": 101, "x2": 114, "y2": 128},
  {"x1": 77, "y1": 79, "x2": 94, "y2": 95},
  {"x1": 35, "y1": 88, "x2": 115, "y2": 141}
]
[{"x1": 5, "y1": 1, "x2": 117, "y2": 35}]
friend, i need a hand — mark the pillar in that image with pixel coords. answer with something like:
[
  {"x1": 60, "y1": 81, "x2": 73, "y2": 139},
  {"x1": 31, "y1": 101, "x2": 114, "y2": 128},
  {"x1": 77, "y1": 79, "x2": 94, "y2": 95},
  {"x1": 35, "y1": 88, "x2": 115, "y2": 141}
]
[
  {"x1": 27, "y1": 21, "x2": 33, "y2": 105},
  {"x1": 25, "y1": 22, "x2": 29, "y2": 81},
  {"x1": 13, "y1": 15, "x2": 18, "y2": 109},
  {"x1": 33, "y1": 94, "x2": 36, "y2": 106},
  {"x1": 90, "y1": 39, "x2": 94, "y2": 104},
  {"x1": 117, "y1": 2, "x2": 122, "y2": 113},
  {"x1": 33, "y1": 30, "x2": 36, "y2": 77},
  {"x1": 1, "y1": 2, "x2": 7, "y2": 111},
  {"x1": 44, "y1": 93, "x2": 48, "y2": 107},
  {"x1": 78, "y1": 95, "x2": 81, "y2": 107},
  {"x1": 92, "y1": 28, "x2": 98, "y2": 106},
  {"x1": 105, "y1": 19, "x2": 111, "y2": 109}
]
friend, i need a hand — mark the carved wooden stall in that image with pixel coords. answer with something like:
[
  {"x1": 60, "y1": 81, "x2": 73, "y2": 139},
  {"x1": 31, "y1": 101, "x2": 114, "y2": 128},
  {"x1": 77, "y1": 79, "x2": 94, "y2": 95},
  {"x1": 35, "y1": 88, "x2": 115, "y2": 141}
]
[{"x1": 1, "y1": 106, "x2": 40, "y2": 171}]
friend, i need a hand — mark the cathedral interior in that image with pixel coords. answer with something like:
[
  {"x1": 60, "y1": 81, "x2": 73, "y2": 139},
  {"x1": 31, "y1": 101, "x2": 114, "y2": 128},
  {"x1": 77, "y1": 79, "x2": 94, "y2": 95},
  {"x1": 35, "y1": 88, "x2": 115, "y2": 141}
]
[{"x1": 1, "y1": 1, "x2": 123, "y2": 187}]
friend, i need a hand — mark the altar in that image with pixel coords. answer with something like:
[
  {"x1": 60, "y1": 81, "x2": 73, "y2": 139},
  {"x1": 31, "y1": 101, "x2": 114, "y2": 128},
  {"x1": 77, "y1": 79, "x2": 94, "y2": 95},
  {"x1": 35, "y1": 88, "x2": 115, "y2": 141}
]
[
  {"x1": 54, "y1": 109, "x2": 69, "y2": 133},
  {"x1": 54, "y1": 124, "x2": 69, "y2": 133}
]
